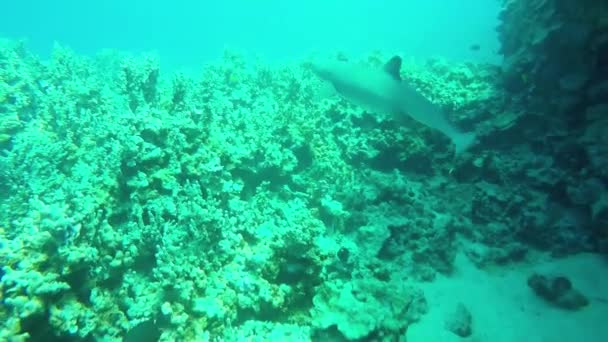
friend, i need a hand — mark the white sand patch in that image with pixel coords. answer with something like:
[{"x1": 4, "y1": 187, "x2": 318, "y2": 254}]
[{"x1": 407, "y1": 252, "x2": 608, "y2": 342}]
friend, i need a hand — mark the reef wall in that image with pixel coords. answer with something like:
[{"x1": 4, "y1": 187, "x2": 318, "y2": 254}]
[{"x1": 495, "y1": 0, "x2": 608, "y2": 253}]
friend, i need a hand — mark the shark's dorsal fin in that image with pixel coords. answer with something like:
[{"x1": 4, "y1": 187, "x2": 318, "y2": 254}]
[{"x1": 384, "y1": 56, "x2": 402, "y2": 81}]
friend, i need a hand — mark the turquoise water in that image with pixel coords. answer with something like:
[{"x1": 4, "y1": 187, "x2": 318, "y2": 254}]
[
  {"x1": 2, "y1": 0, "x2": 501, "y2": 66},
  {"x1": 1, "y1": 1, "x2": 607, "y2": 341}
]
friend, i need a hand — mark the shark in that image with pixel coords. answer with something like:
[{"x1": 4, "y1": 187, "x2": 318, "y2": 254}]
[{"x1": 309, "y1": 56, "x2": 476, "y2": 154}]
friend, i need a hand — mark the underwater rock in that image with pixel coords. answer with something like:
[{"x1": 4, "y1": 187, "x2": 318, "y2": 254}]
[
  {"x1": 497, "y1": 0, "x2": 608, "y2": 131},
  {"x1": 444, "y1": 302, "x2": 473, "y2": 338},
  {"x1": 559, "y1": 72, "x2": 589, "y2": 92},
  {"x1": 337, "y1": 247, "x2": 350, "y2": 263},
  {"x1": 311, "y1": 279, "x2": 427, "y2": 340},
  {"x1": 527, "y1": 273, "x2": 589, "y2": 310},
  {"x1": 566, "y1": 178, "x2": 603, "y2": 206}
]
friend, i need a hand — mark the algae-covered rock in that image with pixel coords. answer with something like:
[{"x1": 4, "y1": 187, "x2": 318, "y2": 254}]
[
  {"x1": 444, "y1": 303, "x2": 473, "y2": 338},
  {"x1": 311, "y1": 278, "x2": 427, "y2": 340},
  {"x1": 527, "y1": 273, "x2": 589, "y2": 310}
]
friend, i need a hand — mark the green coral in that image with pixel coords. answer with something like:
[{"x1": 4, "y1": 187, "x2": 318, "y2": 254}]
[{"x1": 0, "y1": 38, "x2": 503, "y2": 340}]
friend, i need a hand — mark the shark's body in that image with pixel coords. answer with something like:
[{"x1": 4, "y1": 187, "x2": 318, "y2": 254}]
[{"x1": 310, "y1": 56, "x2": 475, "y2": 154}]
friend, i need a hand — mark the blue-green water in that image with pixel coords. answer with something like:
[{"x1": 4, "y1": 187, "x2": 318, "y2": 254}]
[
  {"x1": 2, "y1": 0, "x2": 501, "y2": 66},
  {"x1": 1, "y1": 1, "x2": 607, "y2": 341}
]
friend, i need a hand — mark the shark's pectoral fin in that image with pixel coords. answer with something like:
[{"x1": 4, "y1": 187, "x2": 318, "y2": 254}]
[{"x1": 384, "y1": 56, "x2": 403, "y2": 81}]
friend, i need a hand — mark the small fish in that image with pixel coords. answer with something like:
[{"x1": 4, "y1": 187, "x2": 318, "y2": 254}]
[
  {"x1": 336, "y1": 52, "x2": 349, "y2": 62},
  {"x1": 470, "y1": 44, "x2": 481, "y2": 51}
]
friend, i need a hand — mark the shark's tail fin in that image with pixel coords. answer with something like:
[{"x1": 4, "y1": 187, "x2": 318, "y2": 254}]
[{"x1": 453, "y1": 131, "x2": 476, "y2": 155}]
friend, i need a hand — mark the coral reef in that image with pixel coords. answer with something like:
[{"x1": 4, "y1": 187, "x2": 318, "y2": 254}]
[
  {"x1": 0, "y1": 0, "x2": 606, "y2": 338},
  {"x1": 493, "y1": 0, "x2": 608, "y2": 254},
  {"x1": 0, "y1": 41, "x2": 488, "y2": 341}
]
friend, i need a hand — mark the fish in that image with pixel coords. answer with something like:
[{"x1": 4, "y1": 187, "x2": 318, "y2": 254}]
[
  {"x1": 470, "y1": 44, "x2": 481, "y2": 51},
  {"x1": 309, "y1": 56, "x2": 476, "y2": 154}
]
